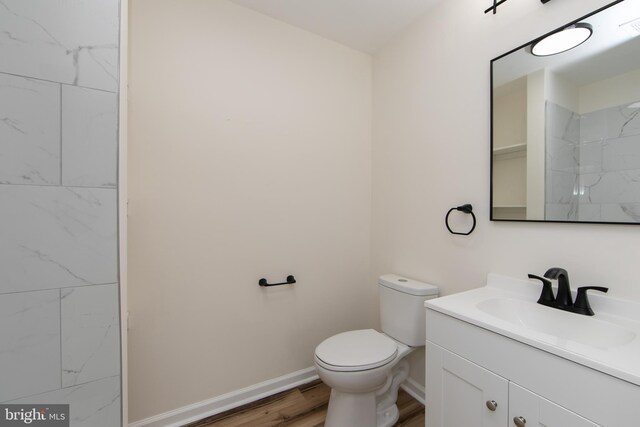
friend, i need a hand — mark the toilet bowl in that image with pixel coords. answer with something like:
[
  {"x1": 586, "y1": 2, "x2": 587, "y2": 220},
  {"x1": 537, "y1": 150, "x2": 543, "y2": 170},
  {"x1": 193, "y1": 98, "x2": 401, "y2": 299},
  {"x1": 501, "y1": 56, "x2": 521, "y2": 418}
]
[
  {"x1": 315, "y1": 329, "x2": 413, "y2": 427},
  {"x1": 314, "y1": 275, "x2": 439, "y2": 427}
]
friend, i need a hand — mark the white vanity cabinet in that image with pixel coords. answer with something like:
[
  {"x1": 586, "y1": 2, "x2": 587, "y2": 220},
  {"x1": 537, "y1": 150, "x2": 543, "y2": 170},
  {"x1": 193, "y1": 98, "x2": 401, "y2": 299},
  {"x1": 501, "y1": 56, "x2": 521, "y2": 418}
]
[
  {"x1": 508, "y1": 383, "x2": 599, "y2": 427},
  {"x1": 425, "y1": 307, "x2": 640, "y2": 427},
  {"x1": 427, "y1": 342, "x2": 601, "y2": 427},
  {"x1": 426, "y1": 342, "x2": 508, "y2": 426}
]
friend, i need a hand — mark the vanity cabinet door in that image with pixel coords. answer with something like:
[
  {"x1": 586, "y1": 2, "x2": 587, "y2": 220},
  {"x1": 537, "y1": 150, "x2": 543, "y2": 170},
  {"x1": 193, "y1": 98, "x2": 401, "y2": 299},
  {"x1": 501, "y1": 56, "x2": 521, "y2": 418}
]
[
  {"x1": 509, "y1": 383, "x2": 601, "y2": 427},
  {"x1": 426, "y1": 342, "x2": 508, "y2": 427}
]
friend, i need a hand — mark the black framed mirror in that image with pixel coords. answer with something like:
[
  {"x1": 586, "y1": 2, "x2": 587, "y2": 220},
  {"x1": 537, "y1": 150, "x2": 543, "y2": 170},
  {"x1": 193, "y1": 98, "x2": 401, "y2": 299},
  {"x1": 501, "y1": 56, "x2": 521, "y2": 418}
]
[{"x1": 490, "y1": 0, "x2": 640, "y2": 224}]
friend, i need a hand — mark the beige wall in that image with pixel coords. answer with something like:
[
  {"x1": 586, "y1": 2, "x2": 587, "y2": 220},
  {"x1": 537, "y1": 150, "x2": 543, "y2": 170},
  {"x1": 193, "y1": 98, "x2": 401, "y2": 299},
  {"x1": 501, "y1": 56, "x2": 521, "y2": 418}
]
[
  {"x1": 547, "y1": 70, "x2": 579, "y2": 113},
  {"x1": 127, "y1": 0, "x2": 373, "y2": 422},
  {"x1": 129, "y1": 0, "x2": 640, "y2": 418},
  {"x1": 526, "y1": 69, "x2": 545, "y2": 220},
  {"x1": 579, "y1": 67, "x2": 640, "y2": 113},
  {"x1": 493, "y1": 78, "x2": 527, "y2": 150},
  {"x1": 493, "y1": 156, "x2": 527, "y2": 207},
  {"x1": 492, "y1": 79, "x2": 526, "y2": 216},
  {"x1": 373, "y1": 0, "x2": 640, "y2": 385}
]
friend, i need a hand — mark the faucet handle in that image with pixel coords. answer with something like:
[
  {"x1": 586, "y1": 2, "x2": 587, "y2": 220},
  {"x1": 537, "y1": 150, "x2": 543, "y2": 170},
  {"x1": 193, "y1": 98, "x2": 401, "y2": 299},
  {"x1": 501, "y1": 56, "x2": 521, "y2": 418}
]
[
  {"x1": 573, "y1": 286, "x2": 608, "y2": 316},
  {"x1": 528, "y1": 274, "x2": 555, "y2": 307}
]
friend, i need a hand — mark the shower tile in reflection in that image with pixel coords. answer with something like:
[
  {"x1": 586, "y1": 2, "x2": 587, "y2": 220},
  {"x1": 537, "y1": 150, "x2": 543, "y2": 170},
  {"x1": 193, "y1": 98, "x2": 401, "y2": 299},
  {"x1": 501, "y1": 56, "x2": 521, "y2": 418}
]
[
  {"x1": 606, "y1": 105, "x2": 640, "y2": 138},
  {"x1": 548, "y1": 140, "x2": 579, "y2": 173},
  {"x1": 601, "y1": 203, "x2": 640, "y2": 222},
  {"x1": 578, "y1": 141, "x2": 602, "y2": 174},
  {"x1": 583, "y1": 171, "x2": 640, "y2": 204},
  {"x1": 580, "y1": 109, "x2": 607, "y2": 143},
  {"x1": 576, "y1": 204, "x2": 602, "y2": 222},
  {"x1": 548, "y1": 171, "x2": 578, "y2": 204},
  {"x1": 546, "y1": 102, "x2": 579, "y2": 143},
  {"x1": 545, "y1": 204, "x2": 573, "y2": 221},
  {"x1": 603, "y1": 135, "x2": 640, "y2": 172}
]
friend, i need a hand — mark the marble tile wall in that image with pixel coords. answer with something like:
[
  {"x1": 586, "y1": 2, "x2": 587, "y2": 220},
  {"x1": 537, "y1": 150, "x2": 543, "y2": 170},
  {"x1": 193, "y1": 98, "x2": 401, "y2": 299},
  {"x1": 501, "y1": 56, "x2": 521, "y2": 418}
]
[
  {"x1": 545, "y1": 101, "x2": 640, "y2": 222},
  {"x1": 577, "y1": 104, "x2": 640, "y2": 222},
  {"x1": 545, "y1": 101, "x2": 580, "y2": 221},
  {"x1": 0, "y1": 1, "x2": 121, "y2": 426},
  {"x1": 8, "y1": 377, "x2": 121, "y2": 427}
]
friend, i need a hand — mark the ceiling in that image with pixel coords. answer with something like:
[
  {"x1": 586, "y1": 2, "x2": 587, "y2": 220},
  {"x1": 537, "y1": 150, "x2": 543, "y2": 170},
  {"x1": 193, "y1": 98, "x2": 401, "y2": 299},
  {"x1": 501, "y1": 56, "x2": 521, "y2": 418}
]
[{"x1": 229, "y1": 0, "x2": 444, "y2": 53}]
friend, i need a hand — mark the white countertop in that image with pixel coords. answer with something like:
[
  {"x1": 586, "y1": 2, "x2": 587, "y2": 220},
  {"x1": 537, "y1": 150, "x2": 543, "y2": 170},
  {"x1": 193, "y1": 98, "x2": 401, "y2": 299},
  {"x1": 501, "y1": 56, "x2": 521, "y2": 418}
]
[{"x1": 425, "y1": 273, "x2": 640, "y2": 386}]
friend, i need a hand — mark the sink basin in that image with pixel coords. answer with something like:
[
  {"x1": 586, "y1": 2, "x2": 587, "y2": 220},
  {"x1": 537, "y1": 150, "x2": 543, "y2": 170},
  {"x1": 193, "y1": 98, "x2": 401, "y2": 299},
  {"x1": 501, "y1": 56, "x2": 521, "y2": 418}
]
[
  {"x1": 424, "y1": 273, "x2": 640, "y2": 386},
  {"x1": 476, "y1": 297, "x2": 636, "y2": 349}
]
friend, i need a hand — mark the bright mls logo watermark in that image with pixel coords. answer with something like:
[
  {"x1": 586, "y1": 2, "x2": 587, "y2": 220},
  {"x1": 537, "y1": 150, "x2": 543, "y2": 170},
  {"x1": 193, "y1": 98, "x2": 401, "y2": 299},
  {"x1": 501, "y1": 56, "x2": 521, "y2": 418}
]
[{"x1": 0, "y1": 405, "x2": 69, "y2": 426}]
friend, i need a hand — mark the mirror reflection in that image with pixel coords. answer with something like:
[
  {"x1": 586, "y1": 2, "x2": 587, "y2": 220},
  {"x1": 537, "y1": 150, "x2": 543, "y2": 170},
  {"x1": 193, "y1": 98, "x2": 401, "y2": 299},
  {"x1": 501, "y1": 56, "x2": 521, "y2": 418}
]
[{"x1": 491, "y1": 0, "x2": 640, "y2": 223}]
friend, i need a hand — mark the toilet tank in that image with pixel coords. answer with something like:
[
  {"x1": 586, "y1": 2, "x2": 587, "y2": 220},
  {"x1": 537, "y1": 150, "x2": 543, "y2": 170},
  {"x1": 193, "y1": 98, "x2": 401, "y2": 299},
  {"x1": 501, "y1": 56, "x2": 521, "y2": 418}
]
[{"x1": 379, "y1": 274, "x2": 439, "y2": 347}]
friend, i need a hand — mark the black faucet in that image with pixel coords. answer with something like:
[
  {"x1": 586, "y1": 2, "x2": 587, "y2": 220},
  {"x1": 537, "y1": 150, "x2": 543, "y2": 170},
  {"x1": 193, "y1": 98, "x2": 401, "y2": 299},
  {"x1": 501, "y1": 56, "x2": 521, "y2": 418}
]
[
  {"x1": 527, "y1": 273, "x2": 554, "y2": 307},
  {"x1": 544, "y1": 267, "x2": 573, "y2": 308},
  {"x1": 528, "y1": 268, "x2": 609, "y2": 316},
  {"x1": 573, "y1": 286, "x2": 609, "y2": 316}
]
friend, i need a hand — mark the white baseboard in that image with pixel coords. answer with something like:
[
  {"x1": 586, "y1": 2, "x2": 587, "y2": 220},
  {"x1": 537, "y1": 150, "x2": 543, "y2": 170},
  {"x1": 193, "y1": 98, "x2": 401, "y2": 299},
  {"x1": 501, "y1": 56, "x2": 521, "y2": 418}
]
[
  {"x1": 400, "y1": 378, "x2": 425, "y2": 406},
  {"x1": 129, "y1": 367, "x2": 424, "y2": 427},
  {"x1": 128, "y1": 367, "x2": 319, "y2": 427}
]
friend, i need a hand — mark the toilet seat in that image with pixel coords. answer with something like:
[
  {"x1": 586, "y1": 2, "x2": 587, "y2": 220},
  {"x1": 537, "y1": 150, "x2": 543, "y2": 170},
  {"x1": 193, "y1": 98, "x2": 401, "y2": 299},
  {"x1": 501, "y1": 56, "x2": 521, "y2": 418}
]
[{"x1": 315, "y1": 329, "x2": 398, "y2": 372}]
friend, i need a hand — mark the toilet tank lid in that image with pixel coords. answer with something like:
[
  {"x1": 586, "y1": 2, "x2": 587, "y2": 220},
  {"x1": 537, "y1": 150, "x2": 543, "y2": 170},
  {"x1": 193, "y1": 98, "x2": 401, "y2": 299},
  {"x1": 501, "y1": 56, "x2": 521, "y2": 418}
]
[{"x1": 379, "y1": 274, "x2": 439, "y2": 296}]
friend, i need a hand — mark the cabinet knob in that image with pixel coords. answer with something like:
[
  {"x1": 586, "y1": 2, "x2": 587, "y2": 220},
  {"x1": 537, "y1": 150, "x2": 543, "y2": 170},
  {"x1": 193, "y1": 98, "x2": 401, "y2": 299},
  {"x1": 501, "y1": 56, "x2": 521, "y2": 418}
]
[
  {"x1": 513, "y1": 416, "x2": 526, "y2": 427},
  {"x1": 485, "y1": 400, "x2": 498, "y2": 411}
]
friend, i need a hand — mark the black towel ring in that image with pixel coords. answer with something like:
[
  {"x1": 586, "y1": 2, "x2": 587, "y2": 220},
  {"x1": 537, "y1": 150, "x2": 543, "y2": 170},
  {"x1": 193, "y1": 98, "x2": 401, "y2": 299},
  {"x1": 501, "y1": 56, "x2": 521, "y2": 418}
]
[{"x1": 445, "y1": 204, "x2": 476, "y2": 236}]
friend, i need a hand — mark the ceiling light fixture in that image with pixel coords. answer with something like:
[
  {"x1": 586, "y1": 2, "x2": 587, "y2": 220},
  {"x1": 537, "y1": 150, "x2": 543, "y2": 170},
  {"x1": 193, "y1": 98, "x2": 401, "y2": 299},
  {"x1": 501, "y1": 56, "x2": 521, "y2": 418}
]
[{"x1": 530, "y1": 23, "x2": 593, "y2": 56}]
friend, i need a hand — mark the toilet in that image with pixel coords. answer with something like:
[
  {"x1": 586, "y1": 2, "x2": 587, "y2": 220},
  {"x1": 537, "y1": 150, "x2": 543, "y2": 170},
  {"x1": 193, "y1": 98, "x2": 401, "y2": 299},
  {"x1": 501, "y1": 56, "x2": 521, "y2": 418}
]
[{"x1": 314, "y1": 274, "x2": 439, "y2": 427}]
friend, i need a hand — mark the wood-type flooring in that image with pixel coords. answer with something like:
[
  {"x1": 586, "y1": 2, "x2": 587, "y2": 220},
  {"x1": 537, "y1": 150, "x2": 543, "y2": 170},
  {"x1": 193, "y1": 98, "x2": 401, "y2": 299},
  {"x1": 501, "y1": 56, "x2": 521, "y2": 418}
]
[{"x1": 186, "y1": 380, "x2": 424, "y2": 427}]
